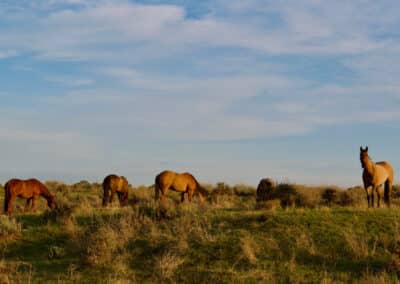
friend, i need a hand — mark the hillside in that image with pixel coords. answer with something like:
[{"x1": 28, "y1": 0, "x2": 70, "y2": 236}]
[{"x1": 1, "y1": 182, "x2": 400, "y2": 283}]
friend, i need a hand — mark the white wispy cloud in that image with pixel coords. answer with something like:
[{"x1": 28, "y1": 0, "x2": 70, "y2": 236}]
[
  {"x1": 1, "y1": 0, "x2": 400, "y2": 185},
  {"x1": 44, "y1": 76, "x2": 94, "y2": 87},
  {"x1": 0, "y1": 0, "x2": 391, "y2": 62},
  {"x1": 0, "y1": 49, "x2": 17, "y2": 59}
]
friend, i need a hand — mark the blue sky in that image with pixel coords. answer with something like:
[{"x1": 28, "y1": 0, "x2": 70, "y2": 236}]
[{"x1": 1, "y1": 0, "x2": 400, "y2": 187}]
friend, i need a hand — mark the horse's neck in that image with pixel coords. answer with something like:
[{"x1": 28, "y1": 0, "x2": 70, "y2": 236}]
[
  {"x1": 364, "y1": 158, "x2": 376, "y2": 175},
  {"x1": 40, "y1": 186, "x2": 52, "y2": 199}
]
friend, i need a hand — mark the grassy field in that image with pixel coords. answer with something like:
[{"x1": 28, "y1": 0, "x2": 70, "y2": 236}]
[{"x1": 2, "y1": 181, "x2": 400, "y2": 283}]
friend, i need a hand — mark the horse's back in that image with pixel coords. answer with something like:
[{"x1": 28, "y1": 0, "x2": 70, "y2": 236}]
[
  {"x1": 155, "y1": 170, "x2": 198, "y2": 190},
  {"x1": 180, "y1": 172, "x2": 198, "y2": 186},
  {"x1": 103, "y1": 174, "x2": 128, "y2": 191},
  {"x1": 376, "y1": 161, "x2": 394, "y2": 180},
  {"x1": 376, "y1": 161, "x2": 393, "y2": 172},
  {"x1": 5, "y1": 178, "x2": 44, "y2": 196},
  {"x1": 155, "y1": 170, "x2": 177, "y2": 186}
]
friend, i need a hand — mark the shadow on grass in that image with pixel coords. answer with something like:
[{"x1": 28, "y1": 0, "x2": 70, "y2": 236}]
[{"x1": 16, "y1": 213, "x2": 47, "y2": 228}]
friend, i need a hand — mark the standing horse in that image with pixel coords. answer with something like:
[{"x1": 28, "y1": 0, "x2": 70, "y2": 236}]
[
  {"x1": 4, "y1": 178, "x2": 56, "y2": 216},
  {"x1": 102, "y1": 174, "x2": 130, "y2": 207},
  {"x1": 155, "y1": 170, "x2": 207, "y2": 203},
  {"x1": 360, "y1": 146, "x2": 394, "y2": 208}
]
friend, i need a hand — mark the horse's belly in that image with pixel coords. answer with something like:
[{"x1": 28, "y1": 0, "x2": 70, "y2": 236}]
[
  {"x1": 170, "y1": 185, "x2": 186, "y2": 193},
  {"x1": 18, "y1": 192, "x2": 33, "y2": 198}
]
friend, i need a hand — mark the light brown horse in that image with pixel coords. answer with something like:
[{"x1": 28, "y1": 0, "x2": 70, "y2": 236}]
[
  {"x1": 4, "y1": 178, "x2": 56, "y2": 216},
  {"x1": 360, "y1": 146, "x2": 394, "y2": 208},
  {"x1": 155, "y1": 170, "x2": 206, "y2": 203},
  {"x1": 102, "y1": 174, "x2": 129, "y2": 207}
]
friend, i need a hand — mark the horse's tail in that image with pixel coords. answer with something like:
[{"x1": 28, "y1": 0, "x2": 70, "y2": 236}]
[
  {"x1": 154, "y1": 175, "x2": 161, "y2": 201},
  {"x1": 4, "y1": 181, "x2": 10, "y2": 213},
  {"x1": 102, "y1": 180, "x2": 109, "y2": 207},
  {"x1": 384, "y1": 178, "x2": 393, "y2": 206},
  {"x1": 384, "y1": 163, "x2": 394, "y2": 207}
]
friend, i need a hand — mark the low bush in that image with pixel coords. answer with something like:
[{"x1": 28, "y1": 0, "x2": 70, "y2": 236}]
[{"x1": 0, "y1": 216, "x2": 21, "y2": 240}]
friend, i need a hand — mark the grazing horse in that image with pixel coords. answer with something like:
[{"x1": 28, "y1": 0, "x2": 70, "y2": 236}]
[
  {"x1": 102, "y1": 174, "x2": 129, "y2": 207},
  {"x1": 256, "y1": 178, "x2": 276, "y2": 202},
  {"x1": 360, "y1": 146, "x2": 394, "y2": 208},
  {"x1": 4, "y1": 178, "x2": 56, "y2": 216},
  {"x1": 155, "y1": 170, "x2": 206, "y2": 203}
]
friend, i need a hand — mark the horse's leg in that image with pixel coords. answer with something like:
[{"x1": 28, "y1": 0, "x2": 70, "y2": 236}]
[
  {"x1": 117, "y1": 191, "x2": 123, "y2": 206},
  {"x1": 25, "y1": 198, "x2": 32, "y2": 211},
  {"x1": 31, "y1": 195, "x2": 38, "y2": 212},
  {"x1": 121, "y1": 191, "x2": 128, "y2": 206},
  {"x1": 188, "y1": 190, "x2": 193, "y2": 202},
  {"x1": 109, "y1": 189, "x2": 115, "y2": 204},
  {"x1": 376, "y1": 186, "x2": 382, "y2": 208},
  {"x1": 7, "y1": 195, "x2": 16, "y2": 216},
  {"x1": 160, "y1": 187, "x2": 168, "y2": 203},
  {"x1": 181, "y1": 192, "x2": 185, "y2": 203},
  {"x1": 364, "y1": 186, "x2": 370, "y2": 208}
]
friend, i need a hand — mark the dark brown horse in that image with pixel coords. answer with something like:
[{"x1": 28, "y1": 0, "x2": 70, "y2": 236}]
[
  {"x1": 360, "y1": 146, "x2": 394, "y2": 207},
  {"x1": 155, "y1": 170, "x2": 206, "y2": 202},
  {"x1": 102, "y1": 174, "x2": 129, "y2": 207},
  {"x1": 256, "y1": 178, "x2": 276, "y2": 202},
  {"x1": 4, "y1": 178, "x2": 56, "y2": 216}
]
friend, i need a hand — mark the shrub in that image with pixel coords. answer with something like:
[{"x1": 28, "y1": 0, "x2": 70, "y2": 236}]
[
  {"x1": 214, "y1": 182, "x2": 234, "y2": 195},
  {"x1": 274, "y1": 183, "x2": 297, "y2": 208},
  {"x1": 45, "y1": 181, "x2": 69, "y2": 194},
  {"x1": 80, "y1": 213, "x2": 134, "y2": 267},
  {"x1": 42, "y1": 193, "x2": 75, "y2": 223},
  {"x1": 255, "y1": 199, "x2": 281, "y2": 210},
  {"x1": 155, "y1": 251, "x2": 184, "y2": 281},
  {"x1": 322, "y1": 188, "x2": 339, "y2": 206},
  {"x1": 234, "y1": 184, "x2": 256, "y2": 197},
  {"x1": 73, "y1": 180, "x2": 92, "y2": 191},
  {"x1": 209, "y1": 183, "x2": 237, "y2": 208},
  {"x1": 342, "y1": 186, "x2": 366, "y2": 207},
  {"x1": 0, "y1": 216, "x2": 21, "y2": 240},
  {"x1": 81, "y1": 224, "x2": 119, "y2": 266}
]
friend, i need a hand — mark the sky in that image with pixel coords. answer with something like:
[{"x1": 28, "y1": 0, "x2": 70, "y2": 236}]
[{"x1": 0, "y1": 0, "x2": 400, "y2": 187}]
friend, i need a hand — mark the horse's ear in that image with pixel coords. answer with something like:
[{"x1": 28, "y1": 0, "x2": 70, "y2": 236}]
[
  {"x1": 360, "y1": 146, "x2": 363, "y2": 151},
  {"x1": 366, "y1": 146, "x2": 368, "y2": 151}
]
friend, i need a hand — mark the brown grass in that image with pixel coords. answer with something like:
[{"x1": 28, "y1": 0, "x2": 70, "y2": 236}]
[{"x1": 0, "y1": 216, "x2": 21, "y2": 240}]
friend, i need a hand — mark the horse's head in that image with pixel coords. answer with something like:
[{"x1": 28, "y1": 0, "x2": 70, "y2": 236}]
[
  {"x1": 360, "y1": 146, "x2": 369, "y2": 168},
  {"x1": 47, "y1": 194, "x2": 56, "y2": 209}
]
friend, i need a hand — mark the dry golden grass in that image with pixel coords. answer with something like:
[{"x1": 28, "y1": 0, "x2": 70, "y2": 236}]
[
  {"x1": 239, "y1": 234, "x2": 258, "y2": 265},
  {"x1": 0, "y1": 216, "x2": 21, "y2": 240},
  {"x1": 155, "y1": 250, "x2": 184, "y2": 281},
  {"x1": 3, "y1": 180, "x2": 400, "y2": 283}
]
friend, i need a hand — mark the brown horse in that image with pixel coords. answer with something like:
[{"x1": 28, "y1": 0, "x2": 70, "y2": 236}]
[
  {"x1": 360, "y1": 146, "x2": 394, "y2": 208},
  {"x1": 4, "y1": 178, "x2": 56, "y2": 216},
  {"x1": 102, "y1": 174, "x2": 129, "y2": 207},
  {"x1": 155, "y1": 170, "x2": 206, "y2": 203},
  {"x1": 256, "y1": 178, "x2": 276, "y2": 202}
]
